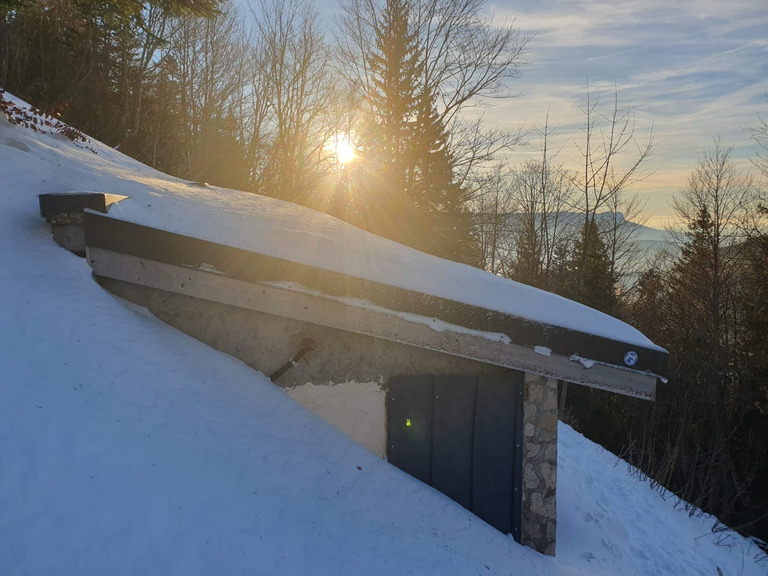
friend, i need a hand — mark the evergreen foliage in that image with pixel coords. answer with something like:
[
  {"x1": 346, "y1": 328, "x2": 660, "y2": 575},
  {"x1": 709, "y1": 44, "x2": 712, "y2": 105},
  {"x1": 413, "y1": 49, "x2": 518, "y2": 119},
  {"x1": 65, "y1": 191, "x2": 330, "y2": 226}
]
[
  {"x1": 357, "y1": 0, "x2": 422, "y2": 242},
  {"x1": 411, "y1": 85, "x2": 477, "y2": 263},
  {"x1": 566, "y1": 219, "x2": 617, "y2": 313},
  {"x1": 611, "y1": 145, "x2": 766, "y2": 542},
  {"x1": 511, "y1": 213, "x2": 543, "y2": 287},
  {"x1": 351, "y1": 0, "x2": 478, "y2": 264},
  {"x1": 552, "y1": 141, "x2": 768, "y2": 544}
]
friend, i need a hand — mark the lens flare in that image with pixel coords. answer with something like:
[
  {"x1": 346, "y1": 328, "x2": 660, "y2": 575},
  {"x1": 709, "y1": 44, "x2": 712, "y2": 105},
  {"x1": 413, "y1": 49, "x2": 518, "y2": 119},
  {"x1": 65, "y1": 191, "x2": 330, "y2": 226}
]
[{"x1": 330, "y1": 133, "x2": 355, "y2": 166}]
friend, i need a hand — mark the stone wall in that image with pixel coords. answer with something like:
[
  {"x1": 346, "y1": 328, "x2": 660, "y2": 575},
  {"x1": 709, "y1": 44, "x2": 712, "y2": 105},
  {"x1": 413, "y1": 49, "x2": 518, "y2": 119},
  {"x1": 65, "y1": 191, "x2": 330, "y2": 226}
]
[{"x1": 521, "y1": 373, "x2": 559, "y2": 556}]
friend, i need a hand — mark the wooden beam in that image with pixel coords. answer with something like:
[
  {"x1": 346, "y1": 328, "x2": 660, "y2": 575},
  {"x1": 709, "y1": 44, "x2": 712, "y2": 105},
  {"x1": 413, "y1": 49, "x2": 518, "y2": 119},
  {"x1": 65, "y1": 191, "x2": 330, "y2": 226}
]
[{"x1": 87, "y1": 248, "x2": 656, "y2": 400}]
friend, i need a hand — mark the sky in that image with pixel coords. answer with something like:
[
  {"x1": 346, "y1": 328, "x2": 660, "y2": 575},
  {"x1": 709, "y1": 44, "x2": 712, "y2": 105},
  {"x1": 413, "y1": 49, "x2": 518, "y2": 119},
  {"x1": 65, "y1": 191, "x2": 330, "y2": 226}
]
[
  {"x1": 312, "y1": 0, "x2": 767, "y2": 228},
  {"x1": 486, "y1": 0, "x2": 768, "y2": 227}
]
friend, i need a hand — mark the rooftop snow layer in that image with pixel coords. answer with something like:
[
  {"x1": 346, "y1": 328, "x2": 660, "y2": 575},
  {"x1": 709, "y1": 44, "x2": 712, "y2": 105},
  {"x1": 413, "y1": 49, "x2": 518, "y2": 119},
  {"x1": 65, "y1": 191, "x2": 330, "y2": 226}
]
[
  {"x1": 99, "y1": 187, "x2": 664, "y2": 352},
  {"x1": 3, "y1": 94, "x2": 664, "y2": 354}
]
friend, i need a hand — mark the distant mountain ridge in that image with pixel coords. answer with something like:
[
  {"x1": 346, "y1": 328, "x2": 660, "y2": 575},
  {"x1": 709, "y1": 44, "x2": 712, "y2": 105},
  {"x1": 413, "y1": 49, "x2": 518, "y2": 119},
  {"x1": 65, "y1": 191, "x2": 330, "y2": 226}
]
[
  {"x1": 479, "y1": 210, "x2": 674, "y2": 282},
  {"x1": 486, "y1": 210, "x2": 672, "y2": 250}
]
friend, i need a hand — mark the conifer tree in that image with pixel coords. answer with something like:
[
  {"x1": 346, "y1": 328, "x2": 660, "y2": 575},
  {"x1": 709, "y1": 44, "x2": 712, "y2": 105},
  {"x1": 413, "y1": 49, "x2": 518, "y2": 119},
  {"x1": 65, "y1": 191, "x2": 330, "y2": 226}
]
[
  {"x1": 0, "y1": 0, "x2": 222, "y2": 148},
  {"x1": 513, "y1": 221, "x2": 542, "y2": 287},
  {"x1": 409, "y1": 85, "x2": 477, "y2": 262},
  {"x1": 566, "y1": 219, "x2": 616, "y2": 313},
  {"x1": 358, "y1": 0, "x2": 422, "y2": 242},
  {"x1": 350, "y1": 0, "x2": 481, "y2": 263},
  {"x1": 621, "y1": 142, "x2": 767, "y2": 542}
]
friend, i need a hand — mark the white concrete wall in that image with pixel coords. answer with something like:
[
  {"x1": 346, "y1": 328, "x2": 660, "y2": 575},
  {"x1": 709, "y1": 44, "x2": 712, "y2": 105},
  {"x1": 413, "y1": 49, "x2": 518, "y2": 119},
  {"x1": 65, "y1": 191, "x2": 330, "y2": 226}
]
[{"x1": 286, "y1": 381, "x2": 387, "y2": 458}]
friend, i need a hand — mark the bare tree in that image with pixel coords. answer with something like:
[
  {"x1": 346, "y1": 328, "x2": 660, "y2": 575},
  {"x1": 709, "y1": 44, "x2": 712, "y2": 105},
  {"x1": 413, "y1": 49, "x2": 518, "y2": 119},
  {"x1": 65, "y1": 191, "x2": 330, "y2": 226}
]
[
  {"x1": 472, "y1": 163, "x2": 518, "y2": 275},
  {"x1": 449, "y1": 115, "x2": 524, "y2": 191},
  {"x1": 116, "y1": 3, "x2": 175, "y2": 149},
  {"x1": 508, "y1": 116, "x2": 577, "y2": 289},
  {"x1": 670, "y1": 139, "x2": 756, "y2": 308},
  {"x1": 411, "y1": 0, "x2": 529, "y2": 125},
  {"x1": 642, "y1": 139, "x2": 761, "y2": 528},
  {"x1": 244, "y1": 0, "x2": 338, "y2": 203},
  {"x1": 747, "y1": 92, "x2": 768, "y2": 168},
  {"x1": 575, "y1": 82, "x2": 655, "y2": 223},
  {"x1": 473, "y1": 118, "x2": 580, "y2": 286},
  {"x1": 666, "y1": 139, "x2": 756, "y2": 422},
  {"x1": 602, "y1": 189, "x2": 649, "y2": 294},
  {"x1": 671, "y1": 140, "x2": 754, "y2": 241},
  {"x1": 169, "y1": 1, "x2": 248, "y2": 183},
  {"x1": 568, "y1": 82, "x2": 655, "y2": 304}
]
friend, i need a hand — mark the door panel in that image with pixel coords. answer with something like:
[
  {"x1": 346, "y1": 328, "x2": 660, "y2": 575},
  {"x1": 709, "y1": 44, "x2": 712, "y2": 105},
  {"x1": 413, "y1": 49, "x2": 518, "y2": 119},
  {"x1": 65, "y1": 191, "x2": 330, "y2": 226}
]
[
  {"x1": 387, "y1": 375, "x2": 434, "y2": 484},
  {"x1": 431, "y1": 375, "x2": 477, "y2": 510},
  {"x1": 472, "y1": 372, "x2": 522, "y2": 535},
  {"x1": 386, "y1": 371, "x2": 523, "y2": 540}
]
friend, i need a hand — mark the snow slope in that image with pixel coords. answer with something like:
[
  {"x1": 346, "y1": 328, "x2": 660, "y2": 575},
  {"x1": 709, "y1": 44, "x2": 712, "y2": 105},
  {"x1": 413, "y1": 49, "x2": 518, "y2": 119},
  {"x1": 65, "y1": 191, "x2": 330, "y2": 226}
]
[{"x1": 0, "y1": 98, "x2": 764, "y2": 575}]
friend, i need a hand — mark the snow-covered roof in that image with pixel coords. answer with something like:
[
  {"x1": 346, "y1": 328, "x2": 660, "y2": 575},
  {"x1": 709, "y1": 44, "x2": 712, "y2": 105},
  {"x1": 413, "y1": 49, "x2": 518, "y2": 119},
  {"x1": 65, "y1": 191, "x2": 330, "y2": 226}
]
[
  {"x1": 99, "y1": 182, "x2": 662, "y2": 352},
  {"x1": 78, "y1": 178, "x2": 668, "y2": 387}
]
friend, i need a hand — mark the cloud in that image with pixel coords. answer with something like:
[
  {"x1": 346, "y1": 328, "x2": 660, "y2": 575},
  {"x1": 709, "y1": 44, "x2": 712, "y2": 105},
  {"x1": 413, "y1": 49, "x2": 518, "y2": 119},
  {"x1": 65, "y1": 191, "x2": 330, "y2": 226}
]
[{"x1": 481, "y1": 0, "x2": 767, "y2": 223}]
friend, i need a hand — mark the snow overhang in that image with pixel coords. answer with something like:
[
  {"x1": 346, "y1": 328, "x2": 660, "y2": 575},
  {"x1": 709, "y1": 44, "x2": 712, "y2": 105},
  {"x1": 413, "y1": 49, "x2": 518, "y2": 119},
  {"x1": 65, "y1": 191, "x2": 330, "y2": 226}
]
[{"x1": 82, "y1": 211, "x2": 667, "y2": 400}]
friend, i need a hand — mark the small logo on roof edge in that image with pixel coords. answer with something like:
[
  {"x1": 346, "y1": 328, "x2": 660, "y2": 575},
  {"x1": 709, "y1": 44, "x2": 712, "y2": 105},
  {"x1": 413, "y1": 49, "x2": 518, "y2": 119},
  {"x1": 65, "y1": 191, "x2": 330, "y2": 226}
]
[{"x1": 624, "y1": 351, "x2": 638, "y2": 366}]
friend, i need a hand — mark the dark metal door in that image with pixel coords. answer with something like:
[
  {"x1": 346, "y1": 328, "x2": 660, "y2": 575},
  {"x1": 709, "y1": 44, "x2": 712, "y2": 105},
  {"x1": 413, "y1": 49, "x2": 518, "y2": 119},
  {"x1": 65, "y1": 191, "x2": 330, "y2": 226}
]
[{"x1": 387, "y1": 371, "x2": 524, "y2": 541}]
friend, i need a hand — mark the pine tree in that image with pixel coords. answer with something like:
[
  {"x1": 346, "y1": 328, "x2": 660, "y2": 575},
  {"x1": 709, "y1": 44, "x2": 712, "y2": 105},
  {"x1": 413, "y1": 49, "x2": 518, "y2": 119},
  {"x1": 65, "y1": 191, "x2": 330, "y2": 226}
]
[
  {"x1": 408, "y1": 85, "x2": 477, "y2": 263},
  {"x1": 0, "y1": 0, "x2": 222, "y2": 150},
  {"x1": 353, "y1": 0, "x2": 477, "y2": 263},
  {"x1": 567, "y1": 219, "x2": 616, "y2": 313},
  {"x1": 362, "y1": 0, "x2": 422, "y2": 240},
  {"x1": 625, "y1": 145, "x2": 767, "y2": 542},
  {"x1": 511, "y1": 213, "x2": 543, "y2": 287},
  {"x1": 741, "y1": 211, "x2": 768, "y2": 372}
]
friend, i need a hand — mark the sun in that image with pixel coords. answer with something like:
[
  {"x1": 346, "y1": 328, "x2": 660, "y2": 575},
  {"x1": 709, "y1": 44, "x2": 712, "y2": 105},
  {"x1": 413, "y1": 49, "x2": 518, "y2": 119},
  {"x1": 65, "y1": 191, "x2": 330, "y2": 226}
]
[{"x1": 329, "y1": 132, "x2": 356, "y2": 166}]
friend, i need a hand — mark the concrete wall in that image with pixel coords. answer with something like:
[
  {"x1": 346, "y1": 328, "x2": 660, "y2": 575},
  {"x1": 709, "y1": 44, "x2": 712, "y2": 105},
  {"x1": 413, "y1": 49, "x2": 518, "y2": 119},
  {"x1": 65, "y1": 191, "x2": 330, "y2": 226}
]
[
  {"x1": 98, "y1": 278, "x2": 492, "y2": 387},
  {"x1": 99, "y1": 277, "x2": 558, "y2": 555},
  {"x1": 287, "y1": 381, "x2": 386, "y2": 457},
  {"x1": 101, "y1": 277, "x2": 495, "y2": 461}
]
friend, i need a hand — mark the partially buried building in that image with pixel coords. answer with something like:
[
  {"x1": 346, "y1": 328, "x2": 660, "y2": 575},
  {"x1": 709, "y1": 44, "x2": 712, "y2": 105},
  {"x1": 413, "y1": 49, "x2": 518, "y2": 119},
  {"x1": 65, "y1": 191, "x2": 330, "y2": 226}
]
[{"x1": 40, "y1": 187, "x2": 668, "y2": 556}]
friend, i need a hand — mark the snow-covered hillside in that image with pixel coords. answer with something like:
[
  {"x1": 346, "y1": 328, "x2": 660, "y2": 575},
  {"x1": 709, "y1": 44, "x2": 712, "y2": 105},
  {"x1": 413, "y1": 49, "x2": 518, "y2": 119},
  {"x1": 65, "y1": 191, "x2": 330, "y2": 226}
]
[{"x1": 0, "y1": 95, "x2": 764, "y2": 575}]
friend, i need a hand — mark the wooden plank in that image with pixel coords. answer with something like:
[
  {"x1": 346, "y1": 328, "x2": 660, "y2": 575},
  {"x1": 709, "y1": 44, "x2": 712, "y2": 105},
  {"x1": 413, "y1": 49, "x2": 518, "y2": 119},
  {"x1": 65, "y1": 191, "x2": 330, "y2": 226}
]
[
  {"x1": 431, "y1": 375, "x2": 477, "y2": 510},
  {"x1": 87, "y1": 247, "x2": 658, "y2": 399},
  {"x1": 387, "y1": 376, "x2": 434, "y2": 484},
  {"x1": 83, "y1": 211, "x2": 669, "y2": 378},
  {"x1": 472, "y1": 372, "x2": 522, "y2": 535}
]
